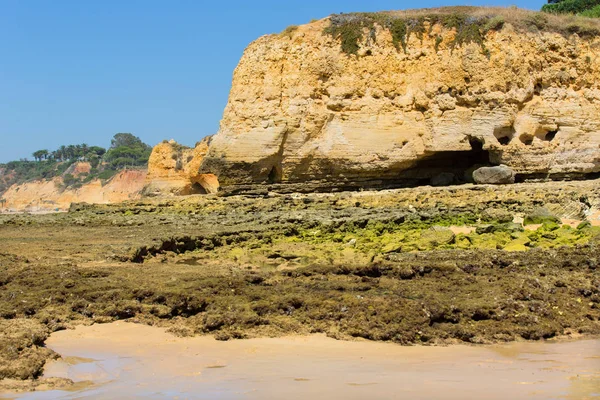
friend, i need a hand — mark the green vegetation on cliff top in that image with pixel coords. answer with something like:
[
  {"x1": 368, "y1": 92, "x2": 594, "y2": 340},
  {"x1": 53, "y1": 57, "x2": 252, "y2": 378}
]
[
  {"x1": 320, "y1": 6, "x2": 600, "y2": 55},
  {"x1": 542, "y1": 0, "x2": 600, "y2": 16}
]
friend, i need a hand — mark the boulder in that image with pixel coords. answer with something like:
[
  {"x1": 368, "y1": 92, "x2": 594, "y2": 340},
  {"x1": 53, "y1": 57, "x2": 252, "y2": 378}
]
[
  {"x1": 524, "y1": 207, "x2": 561, "y2": 226},
  {"x1": 476, "y1": 222, "x2": 524, "y2": 235},
  {"x1": 416, "y1": 226, "x2": 456, "y2": 250},
  {"x1": 472, "y1": 165, "x2": 516, "y2": 185},
  {"x1": 481, "y1": 208, "x2": 514, "y2": 223}
]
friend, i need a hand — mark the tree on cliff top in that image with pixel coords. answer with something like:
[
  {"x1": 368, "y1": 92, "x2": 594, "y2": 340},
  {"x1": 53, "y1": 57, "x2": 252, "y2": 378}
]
[
  {"x1": 32, "y1": 149, "x2": 49, "y2": 161},
  {"x1": 110, "y1": 133, "x2": 148, "y2": 149},
  {"x1": 542, "y1": 0, "x2": 600, "y2": 16},
  {"x1": 104, "y1": 133, "x2": 152, "y2": 169}
]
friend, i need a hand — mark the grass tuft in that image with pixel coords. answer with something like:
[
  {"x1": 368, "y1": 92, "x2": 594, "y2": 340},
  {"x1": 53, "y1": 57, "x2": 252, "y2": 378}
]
[{"x1": 280, "y1": 25, "x2": 299, "y2": 39}]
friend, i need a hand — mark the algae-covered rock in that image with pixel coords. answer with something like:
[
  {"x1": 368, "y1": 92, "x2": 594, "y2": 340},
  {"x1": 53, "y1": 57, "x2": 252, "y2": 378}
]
[
  {"x1": 524, "y1": 208, "x2": 561, "y2": 226},
  {"x1": 0, "y1": 319, "x2": 55, "y2": 380},
  {"x1": 476, "y1": 223, "x2": 524, "y2": 235},
  {"x1": 468, "y1": 232, "x2": 512, "y2": 249},
  {"x1": 382, "y1": 242, "x2": 403, "y2": 254},
  {"x1": 577, "y1": 221, "x2": 592, "y2": 231},
  {"x1": 541, "y1": 221, "x2": 561, "y2": 232},
  {"x1": 476, "y1": 225, "x2": 496, "y2": 234},
  {"x1": 417, "y1": 227, "x2": 455, "y2": 250},
  {"x1": 481, "y1": 208, "x2": 514, "y2": 224},
  {"x1": 454, "y1": 235, "x2": 472, "y2": 249},
  {"x1": 525, "y1": 222, "x2": 595, "y2": 248},
  {"x1": 503, "y1": 233, "x2": 531, "y2": 252}
]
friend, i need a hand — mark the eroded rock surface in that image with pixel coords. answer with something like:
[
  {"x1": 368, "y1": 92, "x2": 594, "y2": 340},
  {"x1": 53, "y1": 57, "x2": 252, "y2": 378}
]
[{"x1": 144, "y1": 138, "x2": 219, "y2": 196}]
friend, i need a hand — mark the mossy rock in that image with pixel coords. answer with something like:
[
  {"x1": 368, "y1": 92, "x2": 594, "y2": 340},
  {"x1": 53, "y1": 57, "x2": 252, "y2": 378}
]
[
  {"x1": 523, "y1": 208, "x2": 561, "y2": 226},
  {"x1": 476, "y1": 222, "x2": 524, "y2": 235},
  {"x1": 541, "y1": 221, "x2": 561, "y2": 231},
  {"x1": 475, "y1": 224, "x2": 495, "y2": 234},
  {"x1": 481, "y1": 208, "x2": 514, "y2": 224},
  {"x1": 332, "y1": 233, "x2": 345, "y2": 243},
  {"x1": 468, "y1": 232, "x2": 512, "y2": 250},
  {"x1": 228, "y1": 247, "x2": 246, "y2": 261},
  {"x1": 381, "y1": 242, "x2": 403, "y2": 254},
  {"x1": 454, "y1": 234, "x2": 472, "y2": 249},
  {"x1": 503, "y1": 234, "x2": 531, "y2": 252},
  {"x1": 577, "y1": 221, "x2": 592, "y2": 231},
  {"x1": 416, "y1": 226, "x2": 455, "y2": 250}
]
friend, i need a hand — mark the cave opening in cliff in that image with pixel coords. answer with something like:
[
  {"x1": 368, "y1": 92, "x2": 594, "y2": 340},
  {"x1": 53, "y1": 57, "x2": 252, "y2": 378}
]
[
  {"x1": 403, "y1": 137, "x2": 491, "y2": 186},
  {"x1": 268, "y1": 165, "x2": 282, "y2": 184},
  {"x1": 190, "y1": 182, "x2": 208, "y2": 195}
]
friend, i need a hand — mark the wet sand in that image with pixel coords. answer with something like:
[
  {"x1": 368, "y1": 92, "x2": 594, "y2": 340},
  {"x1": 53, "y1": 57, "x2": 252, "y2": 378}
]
[{"x1": 5, "y1": 323, "x2": 600, "y2": 400}]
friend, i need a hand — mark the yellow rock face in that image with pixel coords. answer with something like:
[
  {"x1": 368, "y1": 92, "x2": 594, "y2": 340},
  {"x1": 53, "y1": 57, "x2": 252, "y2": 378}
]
[
  {"x1": 199, "y1": 16, "x2": 600, "y2": 188},
  {"x1": 144, "y1": 138, "x2": 218, "y2": 195}
]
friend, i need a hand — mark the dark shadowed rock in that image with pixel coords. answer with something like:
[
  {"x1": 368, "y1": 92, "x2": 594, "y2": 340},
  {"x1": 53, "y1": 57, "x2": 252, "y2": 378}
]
[
  {"x1": 430, "y1": 173, "x2": 455, "y2": 187},
  {"x1": 473, "y1": 165, "x2": 515, "y2": 185}
]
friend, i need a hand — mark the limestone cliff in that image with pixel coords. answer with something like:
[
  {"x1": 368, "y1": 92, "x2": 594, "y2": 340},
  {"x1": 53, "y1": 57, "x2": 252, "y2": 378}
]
[
  {"x1": 143, "y1": 137, "x2": 219, "y2": 195},
  {"x1": 199, "y1": 8, "x2": 600, "y2": 191}
]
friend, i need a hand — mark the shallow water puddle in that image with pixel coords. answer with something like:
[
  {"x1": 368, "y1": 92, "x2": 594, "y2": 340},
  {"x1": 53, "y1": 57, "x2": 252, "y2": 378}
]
[{"x1": 5, "y1": 323, "x2": 600, "y2": 400}]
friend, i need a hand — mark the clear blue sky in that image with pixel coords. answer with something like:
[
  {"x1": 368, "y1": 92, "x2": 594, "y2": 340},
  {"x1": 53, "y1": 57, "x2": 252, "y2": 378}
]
[{"x1": 0, "y1": 0, "x2": 545, "y2": 163}]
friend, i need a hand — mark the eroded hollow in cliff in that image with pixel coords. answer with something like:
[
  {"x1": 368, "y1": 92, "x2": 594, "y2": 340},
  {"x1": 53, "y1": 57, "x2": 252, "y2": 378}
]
[
  {"x1": 519, "y1": 134, "x2": 534, "y2": 146},
  {"x1": 268, "y1": 165, "x2": 283, "y2": 184},
  {"x1": 190, "y1": 182, "x2": 208, "y2": 195},
  {"x1": 540, "y1": 130, "x2": 558, "y2": 142},
  {"x1": 494, "y1": 126, "x2": 515, "y2": 146},
  {"x1": 188, "y1": 174, "x2": 220, "y2": 195},
  {"x1": 402, "y1": 137, "x2": 491, "y2": 186}
]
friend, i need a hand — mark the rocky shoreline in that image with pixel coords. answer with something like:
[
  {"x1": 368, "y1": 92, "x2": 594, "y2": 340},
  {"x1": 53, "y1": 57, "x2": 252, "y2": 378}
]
[{"x1": 1, "y1": 179, "x2": 599, "y2": 392}]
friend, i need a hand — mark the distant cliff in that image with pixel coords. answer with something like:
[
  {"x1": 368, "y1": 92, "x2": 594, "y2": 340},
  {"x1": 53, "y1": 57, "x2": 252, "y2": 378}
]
[
  {"x1": 0, "y1": 134, "x2": 156, "y2": 211},
  {"x1": 196, "y1": 7, "x2": 600, "y2": 191},
  {"x1": 0, "y1": 164, "x2": 146, "y2": 212}
]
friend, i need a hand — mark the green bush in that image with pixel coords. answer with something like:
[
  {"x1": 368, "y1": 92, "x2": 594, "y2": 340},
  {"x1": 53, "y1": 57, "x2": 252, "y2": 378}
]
[
  {"x1": 1, "y1": 160, "x2": 70, "y2": 184},
  {"x1": 61, "y1": 173, "x2": 80, "y2": 189},
  {"x1": 483, "y1": 16, "x2": 505, "y2": 31},
  {"x1": 542, "y1": 0, "x2": 600, "y2": 14},
  {"x1": 525, "y1": 13, "x2": 549, "y2": 30},
  {"x1": 96, "y1": 169, "x2": 118, "y2": 182},
  {"x1": 389, "y1": 19, "x2": 408, "y2": 51},
  {"x1": 280, "y1": 25, "x2": 298, "y2": 38},
  {"x1": 104, "y1": 133, "x2": 152, "y2": 169},
  {"x1": 323, "y1": 16, "x2": 365, "y2": 54},
  {"x1": 580, "y1": 4, "x2": 600, "y2": 16}
]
